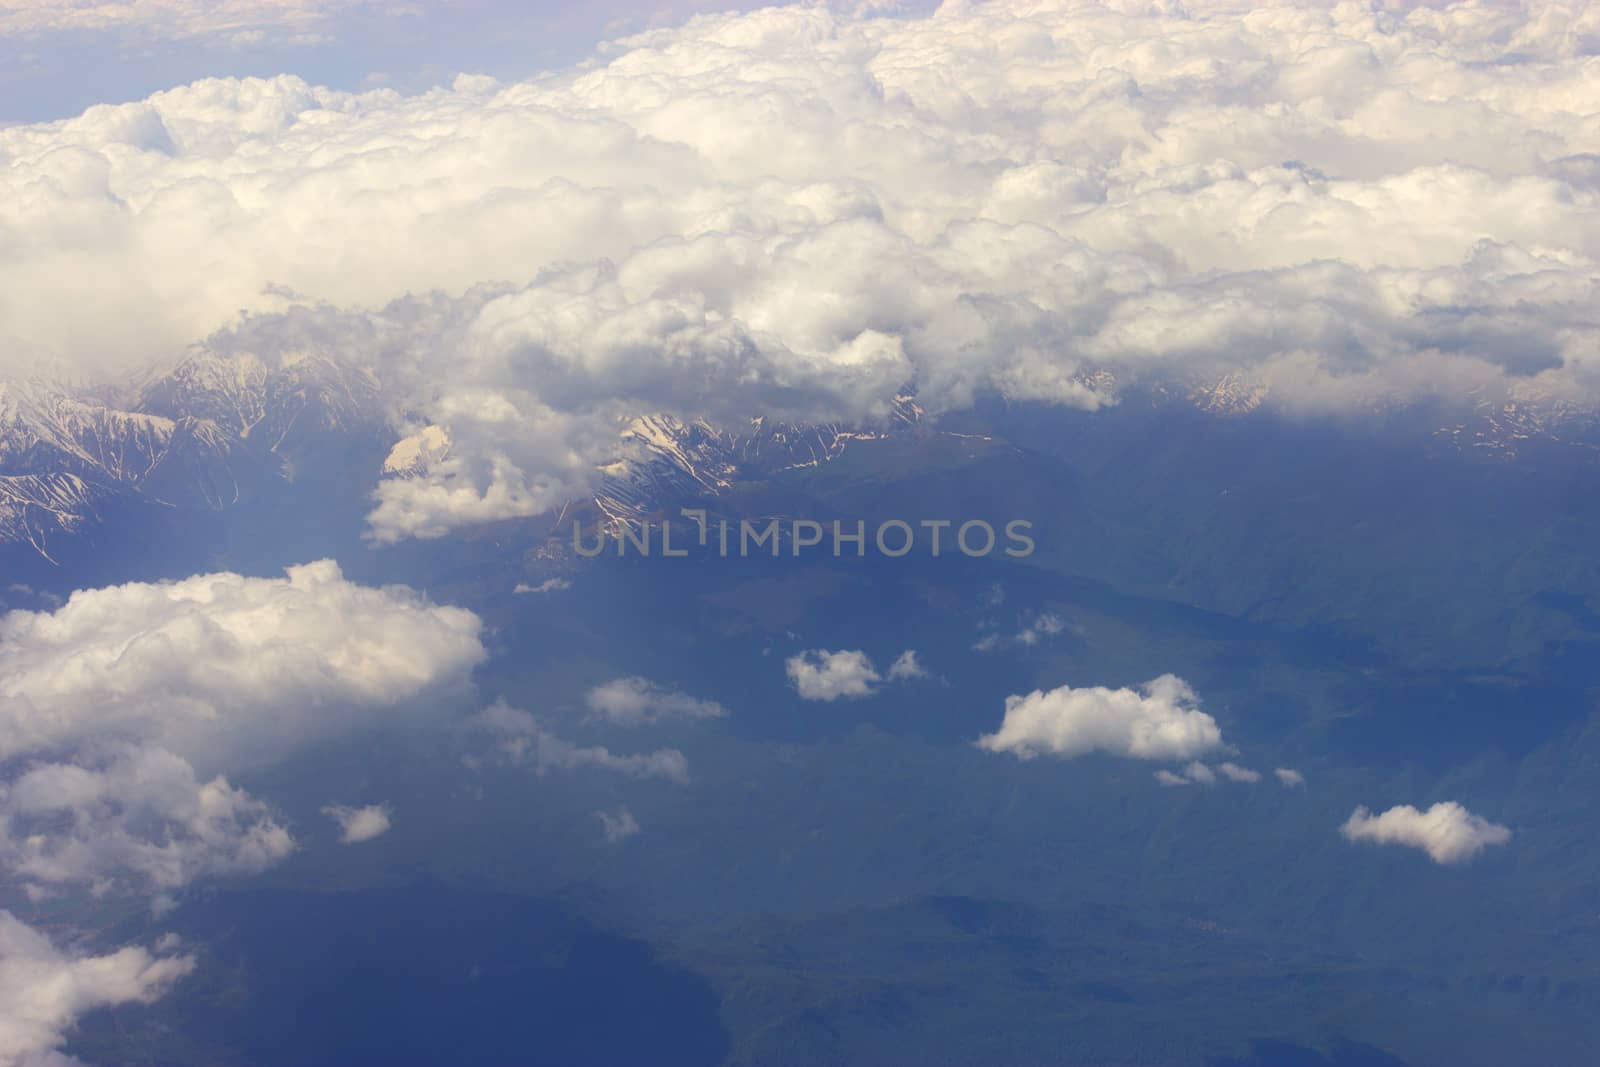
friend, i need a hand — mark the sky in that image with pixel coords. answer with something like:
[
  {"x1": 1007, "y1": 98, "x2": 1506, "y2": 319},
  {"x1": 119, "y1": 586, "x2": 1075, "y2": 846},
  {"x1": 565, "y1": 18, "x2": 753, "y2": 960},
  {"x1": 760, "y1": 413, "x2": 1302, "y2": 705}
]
[{"x1": 0, "y1": 0, "x2": 786, "y2": 123}]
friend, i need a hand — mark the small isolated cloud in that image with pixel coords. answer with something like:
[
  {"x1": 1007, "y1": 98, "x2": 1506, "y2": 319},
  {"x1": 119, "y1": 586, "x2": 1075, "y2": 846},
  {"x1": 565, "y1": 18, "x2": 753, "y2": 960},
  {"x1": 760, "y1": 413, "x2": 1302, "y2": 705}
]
[
  {"x1": 1155, "y1": 761, "x2": 1258, "y2": 787},
  {"x1": 0, "y1": 911, "x2": 194, "y2": 1067},
  {"x1": 1275, "y1": 768, "x2": 1306, "y2": 788},
  {"x1": 1341, "y1": 802, "x2": 1512, "y2": 865},
  {"x1": 886, "y1": 650, "x2": 927, "y2": 681},
  {"x1": 515, "y1": 578, "x2": 571, "y2": 595},
  {"x1": 978, "y1": 675, "x2": 1224, "y2": 762},
  {"x1": 323, "y1": 804, "x2": 392, "y2": 844},
  {"x1": 1218, "y1": 762, "x2": 1261, "y2": 783},
  {"x1": 786, "y1": 648, "x2": 926, "y2": 700},
  {"x1": 585, "y1": 677, "x2": 726, "y2": 725},
  {"x1": 975, "y1": 613, "x2": 1066, "y2": 652},
  {"x1": 596, "y1": 807, "x2": 640, "y2": 843},
  {"x1": 473, "y1": 703, "x2": 689, "y2": 783},
  {"x1": 786, "y1": 649, "x2": 881, "y2": 701}
]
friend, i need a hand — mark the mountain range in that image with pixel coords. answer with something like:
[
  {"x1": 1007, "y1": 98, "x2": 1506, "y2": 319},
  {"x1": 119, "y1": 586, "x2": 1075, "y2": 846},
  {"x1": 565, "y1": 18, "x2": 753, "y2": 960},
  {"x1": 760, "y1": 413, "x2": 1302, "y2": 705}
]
[{"x1": 4, "y1": 350, "x2": 1597, "y2": 564}]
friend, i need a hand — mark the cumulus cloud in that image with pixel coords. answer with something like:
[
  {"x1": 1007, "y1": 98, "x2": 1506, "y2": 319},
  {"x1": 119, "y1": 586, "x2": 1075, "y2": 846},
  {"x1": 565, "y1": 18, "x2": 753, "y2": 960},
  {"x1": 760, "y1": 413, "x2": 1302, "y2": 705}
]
[
  {"x1": 1341, "y1": 802, "x2": 1512, "y2": 865},
  {"x1": 0, "y1": 912, "x2": 193, "y2": 1067},
  {"x1": 473, "y1": 702, "x2": 689, "y2": 783},
  {"x1": 585, "y1": 677, "x2": 726, "y2": 725},
  {"x1": 978, "y1": 674, "x2": 1225, "y2": 762},
  {"x1": 323, "y1": 803, "x2": 392, "y2": 844},
  {"x1": 6, "y1": 2, "x2": 1600, "y2": 539},
  {"x1": 1, "y1": 744, "x2": 295, "y2": 892},
  {"x1": 596, "y1": 807, "x2": 640, "y2": 843},
  {"x1": 0, "y1": 560, "x2": 484, "y2": 767},
  {"x1": 0, "y1": 561, "x2": 484, "y2": 895},
  {"x1": 1275, "y1": 768, "x2": 1306, "y2": 788},
  {"x1": 785, "y1": 648, "x2": 923, "y2": 700}
]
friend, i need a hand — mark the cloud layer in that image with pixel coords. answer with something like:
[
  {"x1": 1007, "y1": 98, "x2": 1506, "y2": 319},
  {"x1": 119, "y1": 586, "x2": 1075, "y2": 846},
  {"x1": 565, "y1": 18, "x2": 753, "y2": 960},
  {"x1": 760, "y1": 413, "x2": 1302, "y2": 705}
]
[
  {"x1": 6, "y1": 1, "x2": 1600, "y2": 538},
  {"x1": 1341, "y1": 801, "x2": 1512, "y2": 865},
  {"x1": 0, "y1": 0, "x2": 385, "y2": 42}
]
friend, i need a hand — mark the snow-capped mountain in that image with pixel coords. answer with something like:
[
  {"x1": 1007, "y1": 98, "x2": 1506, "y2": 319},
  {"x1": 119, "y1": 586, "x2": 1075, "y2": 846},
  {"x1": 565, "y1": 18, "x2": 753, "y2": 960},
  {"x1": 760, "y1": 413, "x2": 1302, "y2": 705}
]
[
  {"x1": 4, "y1": 351, "x2": 1598, "y2": 563},
  {"x1": 0, "y1": 350, "x2": 386, "y2": 561}
]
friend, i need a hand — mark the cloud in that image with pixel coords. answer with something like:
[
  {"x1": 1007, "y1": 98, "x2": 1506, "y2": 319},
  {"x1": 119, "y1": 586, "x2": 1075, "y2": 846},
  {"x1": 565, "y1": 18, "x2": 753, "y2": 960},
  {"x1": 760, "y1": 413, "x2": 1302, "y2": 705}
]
[
  {"x1": 585, "y1": 677, "x2": 726, "y2": 725},
  {"x1": 514, "y1": 578, "x2": 571, "y2": 595},
  {"x1": 974, "y1": 613, "x2": 1066, "y2": 652},
  {"x1": 1217, "y1": 762, "x2": 1261, "y2": 784},
  {"x1": 0, "y1": 911, "x2": 193, "y2": 1067},
  {"x1": 1153, "y1": 759, "x2": 1260, "y2": 788},
  {"x1": 472, "y1": 702, "x2": 690, "y2": 783},
  {"x1": 0, "y1": 559, "x2": 484, "y2": 768},
  {"x1": 1341, "y1": 802, "x2": 1512, "y2": 865},
  {"x1": 596, "y1": 807, "x2": 640, "y2": 843},
  {"x1": 1, "y1": 743, "x2": 295, "y2": 892},
  {"x1": 323, "y1": 804, "x2": 392, "y2": 844},
  {"x1": 0, "y1": 561, "x2": 484, "y2": 895},
  {"x1": 978, "y1": 674, "x2": 1225, "y2": 762},
  {"x1": 5, "y1": 2, "x2": 1600, "y2": 539},
  {"x1": 1274, "y1": 768, "x2": 1306, "y2": 788},
  {"x1": 785, "y1": 649, "x2": 885, "y2": 701},
  {"x1": 886, "y1": 649, "x2": 926, "y2": 680}
]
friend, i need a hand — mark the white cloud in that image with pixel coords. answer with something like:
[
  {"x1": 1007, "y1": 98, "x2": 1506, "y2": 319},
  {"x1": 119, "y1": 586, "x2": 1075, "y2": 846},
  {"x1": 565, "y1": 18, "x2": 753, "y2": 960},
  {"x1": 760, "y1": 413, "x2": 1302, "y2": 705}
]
[
  {"x1": 4, "y1": 2, "x2": 1600, "y2": 539},
  {"x1": 596, "y1": 807, "x2": 640, "y2": 843},
  {"x1": 585, "y1": 677, "x2": 726, "y2": 725},
  {"x1": 323, "y1": 803, "x2": 392, "y2": 844},
  {"x1": 1153, "y1": 759, "x2": 1259, "y2": 788},
  {"x1": 473, "y1": 702, "x2": 690, "y2": 783},
  {"x1": 0, "y1": 911, "x2": 193, "y2": 1067},
  {"x1": 1, "y1": 743, "x2": 295, "y2": 892},
  {"x1": 0, "y1": 561, "x2": 484, "y2": 895},
  {"x1": 886, "y1": 649, "x2": 926, "y2": 680},
  {"x1": 1274, "y1": 768, "x2": 1306, "y2": 788},
  {"x1": 1341, "y1": 802, "x2": 1512, "y2": 865},
  {"x1": 514, "y1": 578, "x2": 571, "y2": 595},
  {"x1": 786, "y1": 649, "x2": 881, "y2": 701},
  {"x1": 0, "y1": 560, "x2": 484, "y2": 768},
  {"x1": 977, "y1": 674, "x2": 1225, "y2": 762}
]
